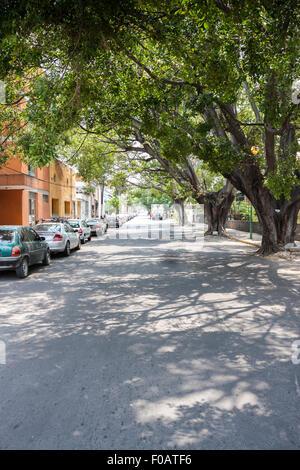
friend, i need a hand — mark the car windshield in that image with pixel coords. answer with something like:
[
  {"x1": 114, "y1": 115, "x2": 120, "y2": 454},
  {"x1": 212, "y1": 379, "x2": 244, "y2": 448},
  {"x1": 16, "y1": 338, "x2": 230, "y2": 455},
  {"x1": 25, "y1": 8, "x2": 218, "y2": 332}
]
[
  {"x1": 87, "y1": 219, "x2": 99, "y2": 223},
  {"x1": 0, "y1": 229, "x2": 15, "y2": 244},
  {"x1": 34, "y1": 224, "x2": 61, "y2": 233},
  {"x1": 68, "y1": 221, "x2": 80, "y2": 228}
]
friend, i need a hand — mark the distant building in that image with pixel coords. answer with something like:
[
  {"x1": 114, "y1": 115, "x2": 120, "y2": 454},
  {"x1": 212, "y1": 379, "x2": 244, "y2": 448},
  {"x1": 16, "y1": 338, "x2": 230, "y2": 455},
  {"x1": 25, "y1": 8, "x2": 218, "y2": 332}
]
[
  {"x1": 75, "y1": 179, "x2": 92, "y2": 219},
  {"x1": 75, "y1": 179, "x2": 105, "y2": 219}
]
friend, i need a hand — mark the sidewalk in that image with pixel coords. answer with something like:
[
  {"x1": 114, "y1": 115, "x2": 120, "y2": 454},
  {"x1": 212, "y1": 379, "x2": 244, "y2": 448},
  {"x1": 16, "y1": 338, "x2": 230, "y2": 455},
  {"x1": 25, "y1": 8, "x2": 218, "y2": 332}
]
[
  {"x1": 225, "y1": 228, "x2": 262, "y2": 245},
  {"x1": 225, "y1": 228, "x2": 300, "y2": 253}
]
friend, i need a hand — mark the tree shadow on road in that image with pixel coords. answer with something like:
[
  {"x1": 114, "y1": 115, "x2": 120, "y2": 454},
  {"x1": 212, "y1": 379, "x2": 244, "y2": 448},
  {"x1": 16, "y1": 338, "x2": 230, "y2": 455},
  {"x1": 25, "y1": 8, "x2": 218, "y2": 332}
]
[{"x1": 0, "y1": 237, "x2": 300, "y2": 449}]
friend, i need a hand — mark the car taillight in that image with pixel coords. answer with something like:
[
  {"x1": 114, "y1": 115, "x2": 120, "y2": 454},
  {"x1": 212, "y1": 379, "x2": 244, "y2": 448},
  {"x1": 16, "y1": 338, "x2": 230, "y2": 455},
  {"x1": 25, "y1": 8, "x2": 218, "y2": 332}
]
[
  {"x1": 53, "y1": 234, "x2": 63, "y2": 241},
  {"x1": 96, "y1": 225, "x2": 101, "y2": 229},
  {"x1": 11, "y1": 246, "x2": 21, "y2": 257},
  {"x1": 78, "y1": 228, "x2": 83, "y2": 234}
]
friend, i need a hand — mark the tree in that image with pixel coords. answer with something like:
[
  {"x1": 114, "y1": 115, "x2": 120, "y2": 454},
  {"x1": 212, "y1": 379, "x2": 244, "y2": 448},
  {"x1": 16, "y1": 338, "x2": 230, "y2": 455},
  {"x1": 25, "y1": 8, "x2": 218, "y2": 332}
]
[
  {"x1": 2, "y1": 1, "x2": 299, "y2": 254},
  {"x1": 113, "y1": 0, "x2": 300, "y2": 253}
]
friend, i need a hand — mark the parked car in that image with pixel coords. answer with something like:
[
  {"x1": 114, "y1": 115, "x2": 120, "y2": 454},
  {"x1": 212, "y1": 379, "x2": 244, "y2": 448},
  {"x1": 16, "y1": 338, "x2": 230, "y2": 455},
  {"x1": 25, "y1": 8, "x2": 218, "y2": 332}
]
[
  {"x1": 0, "y1": 226, "x2": 51, "y2": 278},
  {"x1": 117, "y1": 213, "x2": 133, "y2": 226},
  {"x1": 33, "y1": 221, "x2": 80, "y2": 256},
  {"x1": 68, "y1": 219, "x2": 91, "y2": 244},
  {"x1": 107, "y1": 215, "x2": 121, "y2": 228},
  {"x1": 86, "y1": 218, "x2": 105, "y2": 236}
]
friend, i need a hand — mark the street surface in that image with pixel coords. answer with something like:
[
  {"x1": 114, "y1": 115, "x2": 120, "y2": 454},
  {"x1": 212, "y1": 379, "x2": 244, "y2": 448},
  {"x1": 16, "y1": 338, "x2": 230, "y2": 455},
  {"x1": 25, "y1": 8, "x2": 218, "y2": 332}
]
[{"x1": 0, "y1": 216, "x2": 300, "y2": 449}]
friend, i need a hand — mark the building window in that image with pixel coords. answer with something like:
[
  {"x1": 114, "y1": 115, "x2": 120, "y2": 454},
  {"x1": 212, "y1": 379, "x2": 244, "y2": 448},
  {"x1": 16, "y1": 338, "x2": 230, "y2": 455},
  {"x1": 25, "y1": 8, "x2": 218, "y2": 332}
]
[
  {"x1": 28, "y1": 165, "x2": 36, "y2": 177},
  {"x1": 53, "y1": 174, "x2": 56, "y2": 182},
  {"x1": 43, "y1": 195, "x2": 49, "y2": 203}
]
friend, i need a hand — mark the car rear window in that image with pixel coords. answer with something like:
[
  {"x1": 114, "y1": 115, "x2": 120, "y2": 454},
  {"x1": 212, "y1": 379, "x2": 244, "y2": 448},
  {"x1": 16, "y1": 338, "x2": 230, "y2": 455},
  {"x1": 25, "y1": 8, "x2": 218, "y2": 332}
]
[
  {"x1": 0, "y1": 229, "x2": 15, "y2": 244},
  {"x1": 87, "y1": 219, "x2": 99, "y2": 223},
  {"x1": 34, "y1": 224, "x2": 61, "y2": 232},
  {"x1": 69, "y1": 221, "x2": 80, "y2": 228}
]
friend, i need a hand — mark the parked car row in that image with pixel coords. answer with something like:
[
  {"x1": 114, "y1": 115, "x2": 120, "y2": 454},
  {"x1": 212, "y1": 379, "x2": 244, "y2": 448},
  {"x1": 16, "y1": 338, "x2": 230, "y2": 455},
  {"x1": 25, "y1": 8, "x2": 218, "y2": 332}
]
[
  {"x1": 107, "y1": 213, "x2": 136, "y2": 228},
  {"x1": 0, "y1": 216, "x2": 108, "y2": 279}
]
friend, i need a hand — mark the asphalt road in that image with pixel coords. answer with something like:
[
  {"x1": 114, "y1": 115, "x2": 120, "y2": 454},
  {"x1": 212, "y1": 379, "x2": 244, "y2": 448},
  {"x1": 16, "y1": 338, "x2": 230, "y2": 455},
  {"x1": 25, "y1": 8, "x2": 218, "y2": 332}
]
[{"x1": 0, "y1": 216, "x2": 300, "y2": 449}]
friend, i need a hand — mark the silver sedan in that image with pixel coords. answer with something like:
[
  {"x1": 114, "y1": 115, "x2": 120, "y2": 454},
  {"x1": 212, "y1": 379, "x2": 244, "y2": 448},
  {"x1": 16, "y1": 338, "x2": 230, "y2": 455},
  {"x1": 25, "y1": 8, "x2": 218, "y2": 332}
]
[
  {"x1": 68, "y1": 219, "x2": 92, "y2": 244},
  {"x1": 34, "y1": 222, "x2": 81, "y2": 256},
  {"x1": 86, "y1": 218, "x2": 105, "y2": 237}
]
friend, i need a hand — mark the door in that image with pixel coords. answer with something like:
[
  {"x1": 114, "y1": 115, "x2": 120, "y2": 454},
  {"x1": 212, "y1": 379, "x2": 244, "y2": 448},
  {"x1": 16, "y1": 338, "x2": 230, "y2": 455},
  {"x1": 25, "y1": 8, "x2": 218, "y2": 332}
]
[
  {"x1": 30, "y1": 228, "x2": 44, "y2": 262},
  {"x1": 82, "y1": 221, "x2": 89, "y2": 239},
  {"x1": 21, "y1": 228, "x2": 35, "y2": 265},
  {"x1": 64, "y1": 223, "x2": 77, "y2": 249},
  {"x1": 28, "y1": 192, "x2": 36, "y2": 225}
]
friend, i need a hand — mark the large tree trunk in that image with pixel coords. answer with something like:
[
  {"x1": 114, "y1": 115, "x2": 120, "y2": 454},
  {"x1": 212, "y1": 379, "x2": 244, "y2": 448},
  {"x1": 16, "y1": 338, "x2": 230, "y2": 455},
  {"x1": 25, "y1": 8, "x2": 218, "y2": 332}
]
[
  {"x1": 200, "y1": 181, "x2": 234, "y2": 236},
  {"x1": 276, "y1": 200, "x2": 300, "y2": 246},
  {"x1": 228, "y1": 168, "x2": 300, "y2": 255},
  {"x1": 254, "y1": 199, "x2": 300, "y2": 255},
  {"x1": 174, "y1": 197, "x2": 186, "y2": 226}
]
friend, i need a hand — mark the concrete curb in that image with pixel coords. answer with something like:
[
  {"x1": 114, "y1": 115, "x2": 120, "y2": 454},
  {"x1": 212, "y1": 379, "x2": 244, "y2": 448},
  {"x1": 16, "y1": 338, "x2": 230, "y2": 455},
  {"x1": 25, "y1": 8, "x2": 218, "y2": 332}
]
[{"x1": 223, "y1": 232, "x2": 261, "y2": 248}]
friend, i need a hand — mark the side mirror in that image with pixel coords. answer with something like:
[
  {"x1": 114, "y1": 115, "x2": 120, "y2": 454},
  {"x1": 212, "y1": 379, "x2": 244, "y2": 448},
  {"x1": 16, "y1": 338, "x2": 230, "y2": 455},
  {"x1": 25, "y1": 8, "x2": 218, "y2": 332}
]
[{"x1": 39, "y1": 236, "x2": 45, "y2": 241}]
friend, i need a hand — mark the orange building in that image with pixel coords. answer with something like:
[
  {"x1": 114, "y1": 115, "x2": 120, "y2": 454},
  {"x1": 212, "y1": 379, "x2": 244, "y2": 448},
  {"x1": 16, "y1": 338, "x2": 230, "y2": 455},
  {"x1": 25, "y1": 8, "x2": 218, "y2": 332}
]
[
  {"x1": 49, "y1": 159, "x2": 76, "y2": 218},
  {"x1": 0, "y1": 157, "x2": 50, "y2": 225}
]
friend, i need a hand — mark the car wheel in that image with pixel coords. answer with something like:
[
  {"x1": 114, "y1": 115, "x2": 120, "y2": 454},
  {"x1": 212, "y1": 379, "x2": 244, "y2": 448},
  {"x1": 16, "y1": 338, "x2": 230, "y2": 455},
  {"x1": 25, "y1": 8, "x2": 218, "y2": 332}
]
[
  {"x1": 16, "y1": 257, "x2": 29, "y2": 278},
  {"x1": 64, "y1": 241, "x2": 71, "y2": 257},
  {"x1": 43, "y1": 249, "x2": 51, "y2": 266},
  {"x1": 81, "y1": 237, "x2": 86, "y2": 245},
  {"x1": 88, "y1": 235, "x2": 91, "y2": 241}
]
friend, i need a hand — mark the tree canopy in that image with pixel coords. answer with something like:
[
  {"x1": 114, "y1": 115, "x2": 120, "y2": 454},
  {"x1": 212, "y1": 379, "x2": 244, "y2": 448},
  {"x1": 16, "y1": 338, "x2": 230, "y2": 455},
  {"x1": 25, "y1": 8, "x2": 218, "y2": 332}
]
[{"x1": 0, "y1": 0, "x2": 299, "y2": 253}]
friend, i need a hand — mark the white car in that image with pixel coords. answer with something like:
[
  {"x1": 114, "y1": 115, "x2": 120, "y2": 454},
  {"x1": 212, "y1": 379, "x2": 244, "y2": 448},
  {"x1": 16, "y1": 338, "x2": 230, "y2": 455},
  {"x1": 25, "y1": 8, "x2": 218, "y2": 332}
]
[
  {"x1": 86, "y1": 218, "x2": 106, "y2": 236},
  {"x1": 34, "y1": 221, "x2": 81, "y2": 256},
  {"x1": 68, "y1": 219, "x2": 92, "y2": 244}
]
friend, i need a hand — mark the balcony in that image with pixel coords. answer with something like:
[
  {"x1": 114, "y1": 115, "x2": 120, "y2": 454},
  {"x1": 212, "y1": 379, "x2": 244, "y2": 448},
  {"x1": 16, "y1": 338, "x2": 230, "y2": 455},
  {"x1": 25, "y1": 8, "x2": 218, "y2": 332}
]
[{"x1": 0, "y1": 173, "x2": 49, "y2": 193}]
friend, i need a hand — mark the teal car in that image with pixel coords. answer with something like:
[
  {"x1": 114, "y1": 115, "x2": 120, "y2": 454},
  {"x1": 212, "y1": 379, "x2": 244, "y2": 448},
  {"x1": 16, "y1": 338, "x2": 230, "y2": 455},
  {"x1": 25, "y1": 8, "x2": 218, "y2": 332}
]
[{"x1": 0, "y1": 226, "x2": 51, "y2": 278}]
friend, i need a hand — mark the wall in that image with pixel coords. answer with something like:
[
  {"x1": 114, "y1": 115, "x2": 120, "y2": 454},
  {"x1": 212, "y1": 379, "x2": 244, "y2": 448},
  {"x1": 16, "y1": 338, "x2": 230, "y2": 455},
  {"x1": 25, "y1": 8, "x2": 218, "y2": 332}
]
[
  {"x1": 0, "y1": 190, "x2": 24, "y2": 225},
  {"x1": 49, "y1": 159, "x2": 76, "y2": 218},
  {"x1": 0, "y1": 157, "x2": 50, "y2": 225},
  {"x1": 226, "y1": 219, "x2": 300, "y2": 241}
]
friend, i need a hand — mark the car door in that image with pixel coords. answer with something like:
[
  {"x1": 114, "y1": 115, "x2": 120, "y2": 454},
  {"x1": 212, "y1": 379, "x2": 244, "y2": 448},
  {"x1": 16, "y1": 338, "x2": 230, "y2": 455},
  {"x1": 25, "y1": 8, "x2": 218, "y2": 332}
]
[
  {"x1": 64, "y1": 223, "x2": 77, "y2": 249},
  {"x1": 82, "y1": 221, "x2": 89, "y2": 239},
  {"x1": 22, "y1": 228, "x2": 35, "y2": 265},
  {"x1": 30, "y1": 228, "x2": 45, "y2": 262},
  {"x1": 70, "y1": 226, "x2": 78, "y2": 248},
  {"x1": 63, "y1": 223, "x2": 71, "y2": 248}
]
